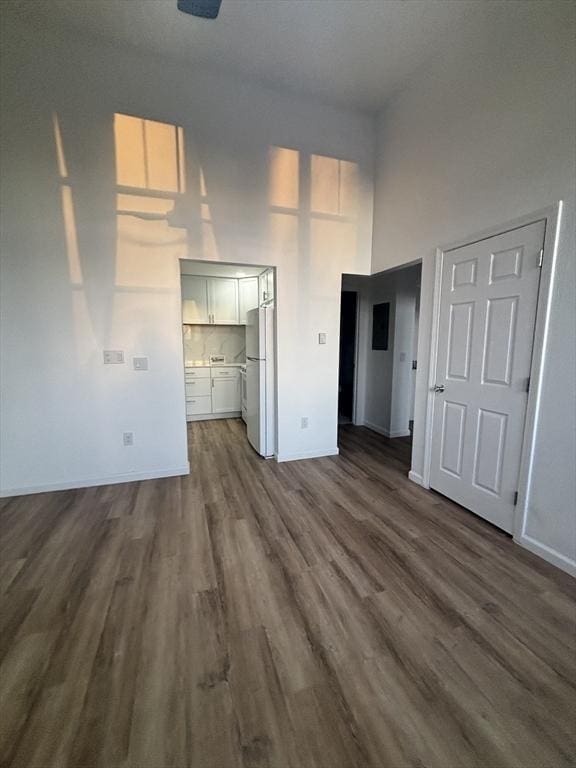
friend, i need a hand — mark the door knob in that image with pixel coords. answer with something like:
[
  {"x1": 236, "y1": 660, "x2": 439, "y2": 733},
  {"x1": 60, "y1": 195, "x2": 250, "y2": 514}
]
[{"x1": 433, "y1": 384, "x2": 445, "y2": 393}]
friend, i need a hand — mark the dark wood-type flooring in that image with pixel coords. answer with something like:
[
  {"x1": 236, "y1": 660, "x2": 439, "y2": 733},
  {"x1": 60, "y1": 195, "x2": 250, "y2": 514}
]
[{"x1": 1, "y1": 420, "x2": 575, "y2": 767}]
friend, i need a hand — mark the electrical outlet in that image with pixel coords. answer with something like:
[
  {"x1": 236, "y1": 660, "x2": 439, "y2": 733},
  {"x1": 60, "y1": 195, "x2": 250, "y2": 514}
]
[
  {"x1": 123, "y1": 432, "x2": 134, "y2": 447},
  {"x1": 318, "y1": 333, "x2": 327, "y2": 345},
  {"x1": 301, "y1": 417, "x2": 309, "y2": 429},
  {"x1": 103, "y1": 350, "x2": 124, "y2": 364},
  {"x1": 133, "y1": 356, "x2": 149, "y2": 371}
]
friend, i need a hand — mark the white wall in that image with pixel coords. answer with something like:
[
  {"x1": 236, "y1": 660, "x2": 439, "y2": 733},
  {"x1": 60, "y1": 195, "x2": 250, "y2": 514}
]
[
  {"x1": 372, "y1": 2, "x2": 576, "y2": 572},
  {"x1": 0, "y1": 17, "x2": 374, "y2": 494}
]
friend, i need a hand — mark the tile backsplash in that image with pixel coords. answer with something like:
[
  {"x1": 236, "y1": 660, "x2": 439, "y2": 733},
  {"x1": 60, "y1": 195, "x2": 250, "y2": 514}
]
[{"x1": 183, "y1": 325, "x2": 246, "y2": 364}]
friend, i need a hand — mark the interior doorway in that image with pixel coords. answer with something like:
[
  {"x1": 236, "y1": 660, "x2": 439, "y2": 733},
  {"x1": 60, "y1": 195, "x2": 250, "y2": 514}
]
[
  {"x1": 340, "y1": 265, "x2": 422, "y2": 463},
  {"x1": 179, "y1": 259, "x2": 277, "y2": 459},
  {"x1": 338, "y1": 291, "x2": 358, "y2": 424}
]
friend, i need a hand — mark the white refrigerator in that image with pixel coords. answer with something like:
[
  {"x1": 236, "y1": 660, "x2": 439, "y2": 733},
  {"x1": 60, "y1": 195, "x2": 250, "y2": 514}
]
[{"x1": 245, "y1": 307, "x2": 275, "y2": 458}]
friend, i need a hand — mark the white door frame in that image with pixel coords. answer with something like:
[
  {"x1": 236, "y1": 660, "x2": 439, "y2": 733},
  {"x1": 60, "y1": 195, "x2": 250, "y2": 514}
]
[
  {"x1": 421, "y1": 202, "x2": 563, "y2": 544},
  {"x1": 351, "y1": 290, "x2": 361, "y2": 425}
]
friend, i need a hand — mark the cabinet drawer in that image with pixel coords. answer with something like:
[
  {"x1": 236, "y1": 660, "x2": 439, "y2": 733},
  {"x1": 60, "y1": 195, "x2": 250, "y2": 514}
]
[
  {"x1": 185, "y1": 379, "x2": 211, "y2": 397},
  {"x1": 186, "y1": 395, "x2": 212, "y2": 415},
  {"x1": 185, "y1": 366, "x2": 210, "y2": 379},
  {"x1": 211, "y1": 367, "x2": 240, "y2": 379}
]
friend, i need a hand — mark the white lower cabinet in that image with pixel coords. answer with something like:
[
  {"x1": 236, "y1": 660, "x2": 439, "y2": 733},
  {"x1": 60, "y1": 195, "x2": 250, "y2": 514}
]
[
  {"x1": 185, "y1": 366, "x2": 242, "y2": 419},
  {"x1": 185, "y1": 379, "x2": 211, "y2": 397},
  {"x1": 186, "y1": 395, "x2": 212, "y2": 416},
  {"x1": 211, "y1": 376, "x2": 241, "y2": 414}
]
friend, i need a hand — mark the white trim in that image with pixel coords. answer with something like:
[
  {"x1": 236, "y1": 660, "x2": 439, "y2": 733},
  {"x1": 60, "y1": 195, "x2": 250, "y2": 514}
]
[
  {"x1": 512, "y1": 204, "x2": 561, "y2": 542},
  {"x1": 276, "y1": 447, "x2": 339, "y2": 463},
  {"x1": 0, "y1": 463, "x2": 191, "y2": 498},
  {"x1": 408, "y1": 470, "x2": 425, "y2": 487},
  {"x1": 420, "y1": 203, "x2": 573, "y2": 574},
  {"x1": 516, "y1": 533, "x2": 576, "y2": 578},
  {"x1": 351, "y1": 290, "x2": 361, "y2": 425},
  {"x1": 187, "y1": 411, "x2": 241, "y2": 422},
  {"x1": 421, "y1": 249, "x2": 443, "y2": 489},
  {"x1": 362, "y1": 421, "x2": 387, "y2": 437},
  {"x1": 362, "y1": 421, "x2": 410, "y2": 439},
  {"x1": 388, "y1": 429, "x2": 411, "y2": 438}
]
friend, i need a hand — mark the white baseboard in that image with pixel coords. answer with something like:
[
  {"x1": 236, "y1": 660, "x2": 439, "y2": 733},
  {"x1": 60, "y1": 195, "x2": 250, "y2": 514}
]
[
  {"x1": 408, "y1": 470, "x2": 427, "y2": 487},
  {"x1": 0, "y1": 463, "x2": 191, "y2": 498},
  {"x1": 187, "y1": 412, "x2": 241, "y2": 422},
  {"x1": 515, "y1": 533, "x2": 576, "y2": 578},
  {"x1": 276, "y1": 447, "x2": 339, "y2": 463},
  {"x1": 362, "y1": 421, "x2": 388, "y2": 437},
  {"x1": 363, "y1": 421, "x2": 411, "y2": 439}
]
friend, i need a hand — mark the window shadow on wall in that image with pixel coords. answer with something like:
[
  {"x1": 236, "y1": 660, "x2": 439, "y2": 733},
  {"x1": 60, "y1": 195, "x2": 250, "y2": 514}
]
[{"x1": 48, "y1": 109, "x2": 362, "y2": 374}]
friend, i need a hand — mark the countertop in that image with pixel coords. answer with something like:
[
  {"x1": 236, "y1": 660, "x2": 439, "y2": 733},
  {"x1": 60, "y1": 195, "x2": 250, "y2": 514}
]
[{"x1": 185, "y1": 361, "x2": 245, "y2": 368}]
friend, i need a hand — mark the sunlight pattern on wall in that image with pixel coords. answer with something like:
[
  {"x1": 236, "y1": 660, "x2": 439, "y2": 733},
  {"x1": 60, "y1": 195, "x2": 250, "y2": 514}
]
[
  {"x1": 267, "y1": 147, "x2": 360, "y2": 277},
  {"x1": 113, "y1": 113, "x2": 188, "y2": 287},
  {"x1": 114, "y1": 114, "x2": 185, "y2": 194},
  {"x1": 199, "y1": 168, "x2": 218, "y2": 260},
  {"x1": 53, "y1": 113, "x2": 83, "y2": 285},
  {"x1": 269, "y1": 146, "x2": 299, "y2": 210},
  {"x1": 311, "y1": 155, "x2": 358, "y2": 218},
  {"x1": 310, "y1": 153, "x2": 359, "y2": 275}
]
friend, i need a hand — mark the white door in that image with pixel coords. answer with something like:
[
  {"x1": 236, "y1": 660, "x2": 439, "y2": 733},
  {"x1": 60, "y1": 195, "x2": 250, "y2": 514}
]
[
  {"x1": 238, "y1": 278, "x2": 259, "y2": 323},
  {"x1": 212, "y1": 376, "x2": 241, "y2": 413},
  {"x1": 209, "y1": 278, "x2": 238, "y2": 324},
  {"x1": 429, "y1": 221, "x2": 545, "y2": 532},
  {"x1": 182, "y1": 276, "x2": 209, "y2": 324}
]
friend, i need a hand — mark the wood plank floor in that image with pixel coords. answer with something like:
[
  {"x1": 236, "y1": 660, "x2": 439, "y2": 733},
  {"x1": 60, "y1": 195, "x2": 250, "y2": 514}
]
[{"x1": 1, "y1": 420, "x2": 575, "y2": 768}]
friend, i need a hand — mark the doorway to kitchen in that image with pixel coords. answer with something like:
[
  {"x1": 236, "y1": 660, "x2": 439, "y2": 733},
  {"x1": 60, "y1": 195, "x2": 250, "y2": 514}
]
[{"x1": 179, "y1": 260, "x2": 276, "y2": 459}]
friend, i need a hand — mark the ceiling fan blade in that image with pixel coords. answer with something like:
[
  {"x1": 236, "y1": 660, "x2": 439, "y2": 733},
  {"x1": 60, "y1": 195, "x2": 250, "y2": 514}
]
[{"x1": 177, "y1": 0, "x2": 222, "y2": 19}]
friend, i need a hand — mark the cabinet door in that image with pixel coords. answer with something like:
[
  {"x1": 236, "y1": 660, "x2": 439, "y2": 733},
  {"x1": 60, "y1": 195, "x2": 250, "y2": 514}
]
[
  {"x1": 266, "y1": 269, "x2": 275, "y2": 305},
  {"x1": 209, "y1": 278, "x2": 239, "y2": 324},
  {"x1": 259, "y1": 269, "x2": 274, "y2": 306},
  {"x1": 211, "y1": 376, "x2": 241, "y2": 413},
  {"x1": 182, "y1": 276, "x2": 209, "y2": 324},
  {"x1": 238, "y1": 278, "x2": 259, "y2": 324}
]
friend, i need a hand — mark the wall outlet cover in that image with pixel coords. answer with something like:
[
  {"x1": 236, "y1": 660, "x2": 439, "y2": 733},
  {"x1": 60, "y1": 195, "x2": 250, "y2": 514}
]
[
  {"x1": 133, "y1": 356, "x2": 149, "y2": 371},
  {"x1": 318, "y1": 333, "x2": 327, "y2": 345},
  {"x1": 123, "y1": 432, "x2": 134, "y2": 446},
  {"x1": 301, "y1": 417, "x2": 309, "y2": 429},
  {"x1": 103, "y1": 350, "x2": 124, "y2": 364}
]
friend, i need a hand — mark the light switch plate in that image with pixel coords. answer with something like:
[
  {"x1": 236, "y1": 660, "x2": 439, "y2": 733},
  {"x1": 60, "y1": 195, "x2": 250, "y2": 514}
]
[
  {"x1": 133, "y1": 356, "x2": 149, "y2": 371},
  {"x1": 318, "y1": 333, "x2": 327, "y2": 345},
  {"x1": 103, "y1": 350, "x2": 124, "y2": 364}
]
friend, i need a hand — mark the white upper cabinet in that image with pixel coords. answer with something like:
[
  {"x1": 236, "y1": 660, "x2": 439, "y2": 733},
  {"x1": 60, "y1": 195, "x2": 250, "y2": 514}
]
[
  {"x1": 181, "y1": 276, "x2": 239, "y2": 324},
  {"x1": 238, "y1": 278, "x2": 259, "y2": 323},
  {"x1": 259, "y1": 269, "x2": 275, "y2": 306},
  {"x1": 209, "y1": 278, "x2": 239, "y2": 324},
  {"x1": 182, "y1": 276, "x2": 209, "y2": 324}
]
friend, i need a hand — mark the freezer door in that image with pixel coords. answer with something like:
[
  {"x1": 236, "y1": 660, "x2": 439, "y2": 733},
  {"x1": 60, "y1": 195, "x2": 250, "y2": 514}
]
[{"x1": 245, "y1": 308, "x2": 261, "y2": 360}]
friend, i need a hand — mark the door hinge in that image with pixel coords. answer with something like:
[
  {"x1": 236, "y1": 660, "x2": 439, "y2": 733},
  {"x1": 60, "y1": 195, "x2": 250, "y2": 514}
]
[
  {"x1": 525, "y1": 376, "x2": 530, "y2": 393},
  {"x1": 538, "y1": 249, "x2": 543, "y2": 268},
  {"x1": 513, "y1": 491, "x2": 519, "y2": 506}
]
